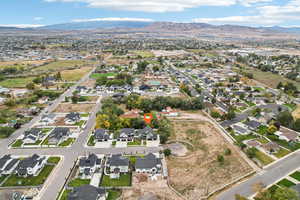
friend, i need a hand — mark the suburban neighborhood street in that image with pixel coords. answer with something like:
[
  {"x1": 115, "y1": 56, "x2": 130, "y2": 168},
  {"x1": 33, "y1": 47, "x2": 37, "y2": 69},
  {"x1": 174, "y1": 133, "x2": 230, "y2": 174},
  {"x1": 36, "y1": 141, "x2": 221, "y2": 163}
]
[{"x1": 216, "y1": 151, "x2": 300, "y2": 200}]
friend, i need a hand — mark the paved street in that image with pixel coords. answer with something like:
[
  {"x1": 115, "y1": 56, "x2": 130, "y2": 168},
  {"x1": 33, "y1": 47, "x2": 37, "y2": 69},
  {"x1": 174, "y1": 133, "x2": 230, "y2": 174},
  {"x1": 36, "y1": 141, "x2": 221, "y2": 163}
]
[
  {"x1": 0, "y1": 66, "x2": 161, "y2": 200},
  {"x1": 216, "y1": 150, "x2": 300, "y2": 200}
]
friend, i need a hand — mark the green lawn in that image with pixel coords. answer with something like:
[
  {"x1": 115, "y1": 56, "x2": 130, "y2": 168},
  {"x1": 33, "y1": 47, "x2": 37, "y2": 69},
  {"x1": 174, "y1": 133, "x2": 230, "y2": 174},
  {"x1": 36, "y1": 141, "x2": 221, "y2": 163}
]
[
  {"x1": 75, "y1": 120, "x2": 85, "y2": 127},
  {"x1": 254, "y1": 149, "x2": 274, "y2": 166},
  {"x1": 257, "y1": 126, "x2": 269, "y2": 135},
  {"x1": 276, "y1": 178, "x2": 296, "y2": 188},
  {"x1": 80, "y1": 113, "x2": 89, "y2": 117},
  {"x1": 47, "y1": 157, "x2": 61, "y2": 164},
  {"x1": 290, "y1": 171, "x2": 300, "y2": 181},
  {"x1": 266, "y1": 134, "x2": 300, "y2": 151},
  {"x1": 284, "y1": 103, "x2": 297, "y2": 111},
  {"x1": 257, "y1": 137, "x2": 269, "y2": 144},
  {"x1": 274, "y1": 148, "x2": 291, "y2": 158},
  {"x1": 58, "y1": 189, "x2": 71, "y2": 200},
  {"x1": 11, "y1": 139, "x2": 23, "y2": 148},
  {"x1": 0, "y1": 175, "x2": 8, "y2": 185},
  {"x1": 127, "y1": 140, "x2": 141, "y2": 146},
  {"x1": 41, "y1": 137, "x2": 50, "y2": 145},
  {"x1": 68, "y1": 178, "x2": 90, "y2": 187},
  {"x1": 90, "y1": 72, "x2": 117, "y2": 79},
  {"x1": 133, "y1": 50, "x2": 154, "y2": 58},
  {"x1": 231, "y1": 133, "x2": 258, "y2": 143},
  {"x1": 59, "y1": 138, "x2": 75, "y2": 147},
  {"x1": 0, "y1": 77, "x2": 35, "y2": 88},
  {"x1": 2, "y1": 165, "x2": 55, "y2": 186},
  {"x1": 100, "y1": 173, "x2": 132, "y2": 187},
  {"x1": 87, "y1": 135, "x2": 95, "y2": 146},
  {"x1": 107, "y1": 189, "x2": 122, "y2": 200}
]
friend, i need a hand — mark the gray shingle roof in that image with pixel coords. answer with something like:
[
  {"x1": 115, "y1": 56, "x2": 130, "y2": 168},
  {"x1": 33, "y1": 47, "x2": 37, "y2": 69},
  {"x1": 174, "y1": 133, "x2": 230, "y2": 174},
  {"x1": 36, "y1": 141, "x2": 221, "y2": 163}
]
[{"x1": 68, "y1": 185, "x2": 106, "y2": 200}]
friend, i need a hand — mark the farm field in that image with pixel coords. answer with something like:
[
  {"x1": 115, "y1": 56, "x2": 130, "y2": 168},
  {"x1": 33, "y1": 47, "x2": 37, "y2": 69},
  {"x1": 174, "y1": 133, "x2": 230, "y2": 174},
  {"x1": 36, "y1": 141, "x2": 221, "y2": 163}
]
[
  {"x1": 61, "y1": 67, "x2": 93, "y2": 81},
  {"x1": 54, "y1": 103, "x2": 95, "y2": 113},
  {"x1": 241, "y1": 67, "x2": 300, "y2": 89},
  {"x1": 0, "y1": 77, "x2": 35, "y2": 88},
  {"x1": 167, "y1": 119, "x2": 253, "y2": 199},
  {"x1": 90, "y1": 72, "x2": 117, "y2": 79}
]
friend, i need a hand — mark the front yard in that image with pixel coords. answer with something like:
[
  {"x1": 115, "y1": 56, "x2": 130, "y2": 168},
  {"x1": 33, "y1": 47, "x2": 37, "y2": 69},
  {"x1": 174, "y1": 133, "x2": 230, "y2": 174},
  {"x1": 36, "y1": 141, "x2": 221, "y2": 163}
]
[{"x1": 100, "y1": 173, "x2": 132, "y2": 187}]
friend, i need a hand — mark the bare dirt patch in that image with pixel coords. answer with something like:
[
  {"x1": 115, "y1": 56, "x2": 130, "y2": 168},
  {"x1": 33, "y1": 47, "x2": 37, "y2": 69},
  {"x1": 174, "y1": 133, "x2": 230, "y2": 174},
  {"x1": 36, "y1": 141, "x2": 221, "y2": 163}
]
[
  {"x1": 292, "y1": 105, "x2": 300, "y2": 119},
  {"x1": 80, "y1": 79, "x2": 96, "y2": 87},
  {"x1": 167, "y1": 119, "x2": 253, "y2": 199},
  {"x1": 123, "y1": 174, "x2": 181, "y2": 200},
  {"x1": 54, "y1": 103, "x2": 95, "y2": 113}
]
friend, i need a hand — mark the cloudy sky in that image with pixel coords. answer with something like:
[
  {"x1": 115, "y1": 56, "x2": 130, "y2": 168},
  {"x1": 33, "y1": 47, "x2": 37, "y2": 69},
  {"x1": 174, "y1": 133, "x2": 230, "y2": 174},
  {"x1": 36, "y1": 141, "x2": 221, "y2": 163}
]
[{"x1": 2, "y1": 0, "x2": 300, "y2": 27}]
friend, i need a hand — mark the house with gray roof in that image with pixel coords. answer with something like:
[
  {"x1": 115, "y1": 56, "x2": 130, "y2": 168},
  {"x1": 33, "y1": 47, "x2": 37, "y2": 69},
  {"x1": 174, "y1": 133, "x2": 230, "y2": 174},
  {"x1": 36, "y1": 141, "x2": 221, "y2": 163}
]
[
  {"x1": 67, "y1": 185, "x2": 107, "y2": 200},
  {"x1": 15, "y1": 154, "x2": 46, "y2": 177},
  {"x1": 135, "y1": 154, "x2": 162, "y2": 174},
  {"x1": 138, "y1": 127, "x2": 158, "y2": 141},
  {"x1": 94, "y1": 129, "x2": 111, "y2": 142},
  {"x1": 23, "y1": 128, "x2": 42, "y2": 144},
  {"x1": 40, "y1": 114, "x2": 57, "y2": 125},
  {"x1": 107, "y1": 154, "x2": 129, "y2": 179},
  {"x1": 0, "y1": 155, "x2": 19, "y2": 175},
  {"x1": 79, "y1": 154, "x2": 101, "y2": 179},
  {"x1": 244, "y1": 120, "x2": 262, "y2": 131},
  {"x1": 65, "y1": 112, "x2": 81, "y2": 125},
  {"x1": 48, "y1": 127, "x2": 70, "y2": 145},
  {"x1": 117, "y1": 128, "x2": 135, "y2": 142}
]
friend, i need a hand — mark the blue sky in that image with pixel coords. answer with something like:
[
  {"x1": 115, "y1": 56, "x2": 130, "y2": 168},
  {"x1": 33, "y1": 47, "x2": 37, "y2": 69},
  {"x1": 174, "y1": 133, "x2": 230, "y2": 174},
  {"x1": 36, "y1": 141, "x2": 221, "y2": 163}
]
[{"x1": 1, "y1": 0, "x2": 300, "y2": 27}]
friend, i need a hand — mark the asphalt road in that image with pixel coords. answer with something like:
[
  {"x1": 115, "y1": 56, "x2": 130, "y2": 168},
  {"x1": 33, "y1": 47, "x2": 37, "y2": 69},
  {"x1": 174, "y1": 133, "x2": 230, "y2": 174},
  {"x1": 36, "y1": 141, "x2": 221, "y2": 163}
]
[
  {"x1": 216, "y1": 151, "x2": 300, "y2": 200},
  {"x1": 0, "y1": 67, "x2": 161, "y2": 200}
]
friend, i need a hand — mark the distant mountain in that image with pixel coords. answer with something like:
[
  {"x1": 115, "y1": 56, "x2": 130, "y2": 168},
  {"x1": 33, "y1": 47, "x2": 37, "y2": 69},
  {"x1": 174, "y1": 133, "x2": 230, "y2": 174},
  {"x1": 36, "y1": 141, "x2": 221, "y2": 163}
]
[
  {"x1": 264, "y1": 26, "x2": 300, "y2": 34},
  {"x1": 40, "y1": 20, "x2": 153, "y2": 30}
]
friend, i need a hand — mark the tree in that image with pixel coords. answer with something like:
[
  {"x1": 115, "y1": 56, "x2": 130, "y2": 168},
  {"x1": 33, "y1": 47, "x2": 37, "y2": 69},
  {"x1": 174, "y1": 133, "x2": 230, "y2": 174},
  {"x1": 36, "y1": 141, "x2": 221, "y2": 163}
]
[
  {"x1": 217, "y1": 154, "x2": 224, "y2": 164},
  {"x1": 293, "y1": 119, "x2": 300, "y2": 132},
  {"x1": 26, "y1": 82, "x2": 35, "y2": 90},
  {"x1": 55, "y1": 72, "x2": 62, "y2": 80},
  {"x1": 71, "y1": 95, "x2": 79, "y2": 104},
  {"x1": 277, "y1": 111, "x2": 294, "y2": 128},
  {"x1": 4, "y1": 99, "x2": 16, "y2": 107},
  {"x1": 224, "y1": 148, "x2": 232, "y2": 155},
  {"x1": 211, "y1": 111, "x2": 221, "y2": 119},
  {"x1": 268, "y1": 125, "x2": 278, "y2": 134},
  {"x1": 246, "y1": 147, "x2": 257, "y2": 159},
  {"x1": 163, "y1": 149, "x2": 172, "y2": 157}
]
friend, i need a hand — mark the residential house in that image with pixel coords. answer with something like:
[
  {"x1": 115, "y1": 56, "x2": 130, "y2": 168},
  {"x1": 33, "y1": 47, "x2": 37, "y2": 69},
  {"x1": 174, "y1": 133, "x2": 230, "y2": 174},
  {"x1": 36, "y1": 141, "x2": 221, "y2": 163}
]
[
  {"x1": 262, "y1": 142, "x2": 280, "y2": 154},
  {"x1": 79, "y1": 154, "x2": 101, "y2": 179},
  {"x1": 138, "y1": 127, "x2": 158, "y2": 141},
  {"x1": 231, "y1": 123, "x2": 250, "y2": 135},
  {"x1": 274, "y1": 128, "x2": 300, "y2": 143},
  {"x1": 41, "y1": 114, "x2": 57, "y2": 125},
  {"x1": 245, "y1": 120, "x2": 262, "y2": 131},
  {"x1": 16, "y1": 154, "x2": 46, "y2": 177},
  {"x1": 48, "y1": 127, "x2": 70, "y2": 145},
  {"x1": 107, "y1": 154, "x2": 129, "y2": 179},
  {"x1": 135, "y1": 153, "x2": 162, "y2": 174},
  {"x1": 0, "y1": 155, "x2": 19, "y2": 175},
  {"x1": 68, "y1": 185, "x2": 107, "y2": 200},
  {"x1": 23, "y1": 128, "x2": 42, "y2": 144},
  {"x1": 117, "y1": 128, "x2": 135, "y2": 142},
  {"x1": 65, "y1": 112, "x2": 81, "y2": 125},
  {"x1": 94, "y1": 129, "x2": 111, "y2": 142}
]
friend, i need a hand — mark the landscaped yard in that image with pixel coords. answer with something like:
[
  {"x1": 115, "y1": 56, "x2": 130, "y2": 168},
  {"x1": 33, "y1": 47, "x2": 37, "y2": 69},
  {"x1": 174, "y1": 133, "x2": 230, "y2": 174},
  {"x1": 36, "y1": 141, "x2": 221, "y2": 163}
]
[
  {"x1": 59, "y1": 138, "x2": 75, "y2": 147},
  {"x1": 0, "y1": 175, "x2": 8, "y2": 185},
  {"x1": 47, "y1": 157, "x2": 61, "y2": 164},
  {"x1": 253, "y1": 148, "x2": 274, "y2": 166},
  {"x1": 58, "y1": 189, "x2": 71, "y2": 200},
  {"x1": 11, "y1": 139, "x2": 23, "y2": 148},
  {"x1": 100, "y1": 173, "x2": 132, "y2": 187},
  {"x1": 274, "y1": 148, "x2": 291, "y2": 158},
  {"x1": 68, "y1": 178, "x2": 90, "y2": 187},
  {"x1": 2, "y1": 165, "x2": 55, "y2": 186},
  {"x1": 87, "y1": 135, "x2": 95, "y2": 146},
  {"x1": 127, "y1": 140, "x2": 142, "y2": 146},
  {"x1": 290, "y1": 171, "x2": 300, "y2": 182},
  {"x1": 276, "y1": 178, "x2": 296, "y2": 188}
]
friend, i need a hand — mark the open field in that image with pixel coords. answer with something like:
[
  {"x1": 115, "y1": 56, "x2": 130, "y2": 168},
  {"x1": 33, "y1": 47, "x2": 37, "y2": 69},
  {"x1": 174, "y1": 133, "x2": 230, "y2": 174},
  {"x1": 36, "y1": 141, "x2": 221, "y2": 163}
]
[
  {"x1": 0, "y1": 77, "x2": 35, "y2": 88},
  {"x1": 292, "y1": 105, "x2": 300, "y2": 119},
  {"x1": 0, "y1": 60, "x2": 49, "y2": 68},
  {"x1": 61, "y1": 67, "x2": 93, "y2": 81},
  {"x1": 32, "y1": 60, "x2": 89, "y2": 72},
  {"x1": 90, "y1": 72, "x2": 117, "y2": 79},
  {"x1": 132, "y1": 50, "x2": 155, "y2": 58},
  {"x1": 167, "y1": 119, "x2": 253, "y2": 199},
  {"x1": 241, "y1": 67, "x2": 300, "y2": 89},
  {"x1": 54, "y1": 103, "x2": 95, "y2": 113}
]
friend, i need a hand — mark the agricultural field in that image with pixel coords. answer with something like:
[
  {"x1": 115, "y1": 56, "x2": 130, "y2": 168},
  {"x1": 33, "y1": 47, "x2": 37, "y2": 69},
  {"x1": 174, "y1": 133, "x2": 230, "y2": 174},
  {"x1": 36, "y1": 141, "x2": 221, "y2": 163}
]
[
  {"x1": 90, "y1": 72, "x2": 117, "y2": 79},
  {"x1": 241, "y1": 67, "x2": 300, "y2": 89},
  {"x1": 167, "y1": 119, "x2": 253, "y2": 199},
  {"x1": 61, "y1": 67, "x2": 93, "y2": 81},
  {"x1": 132, "y1": 50, "x2": 155, "y2": 58},
  {"x1": 0, "y1": 77, "x2": 35, "y2": 88}
]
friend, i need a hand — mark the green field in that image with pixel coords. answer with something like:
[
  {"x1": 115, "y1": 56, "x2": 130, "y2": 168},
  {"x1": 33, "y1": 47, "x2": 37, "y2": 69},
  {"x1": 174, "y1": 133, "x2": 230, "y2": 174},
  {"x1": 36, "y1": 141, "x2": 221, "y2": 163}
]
[
  {"x1": 59, "y1": 138, "x2": 75, "y2": 147},
  {"x1": 11, "y1": 139, "x2": 23, "y2": 148},
  {"x1": 100, "y1": 173, "x2": 132, "y2": 187},
  {"x1": 254, "y1": 149, "x2": 274, "y2": 166},
  {"x1": 47, "y1": 157, "x2": 61, "y2": 164},
  {"x1": 276, "y1": 178, "x2": 296, "y2": 188},
  {"x1": 2, "y1": 165, "x2": 54, "y2": 186},
  {"x1": 107, "y1": 189, "x2": 122, "y2": 200},
  {"x1": 0, "y1": 77, "x2": 35, "y2": 88},
  {"x1": 90, "y1": 72, "x2": 117, "y2": 79}
]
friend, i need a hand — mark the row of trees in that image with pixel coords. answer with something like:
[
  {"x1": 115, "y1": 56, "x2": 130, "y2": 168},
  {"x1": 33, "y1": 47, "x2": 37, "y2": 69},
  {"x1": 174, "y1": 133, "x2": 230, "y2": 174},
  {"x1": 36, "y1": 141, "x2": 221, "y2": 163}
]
[{"x1": 122, "y1": 95, "x2": 203, "y2": 113}]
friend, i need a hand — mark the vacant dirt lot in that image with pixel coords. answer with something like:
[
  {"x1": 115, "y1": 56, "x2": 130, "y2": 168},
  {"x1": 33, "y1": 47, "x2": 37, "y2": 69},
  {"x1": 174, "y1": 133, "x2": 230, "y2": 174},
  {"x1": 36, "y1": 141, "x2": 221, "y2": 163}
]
[
  {"x1": 123, "y1": 174, "x2": 181, "y2": 200},
  {"x1": 80, "y1": 79, "x2": 96, "y2": 87},
  {"x1": 167, "y1": 119, "x2": 253, "y2": 199},
  {"x1": 54, "y1": 103, "x2": 95, "y2": 113}
]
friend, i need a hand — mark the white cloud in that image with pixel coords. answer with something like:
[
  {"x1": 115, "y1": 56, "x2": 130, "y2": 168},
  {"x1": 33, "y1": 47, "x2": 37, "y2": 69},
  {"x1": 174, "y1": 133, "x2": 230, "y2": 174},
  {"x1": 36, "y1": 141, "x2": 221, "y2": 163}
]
[
  {"x1": 34, "y1": 17, "x2": 44, "y2": 21},
  {"x1": 193, "y1": 0, "x2": 300, "y2": 26},
  {"x1": 45, "y1": 0, "x2": 270, "y2": 12},
  {"x1": 72, "y1": 17, "x2": 154, "y2": 23},
  {"x1": 0, "y1": 24, "x2": 44, "y2": 28}
]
